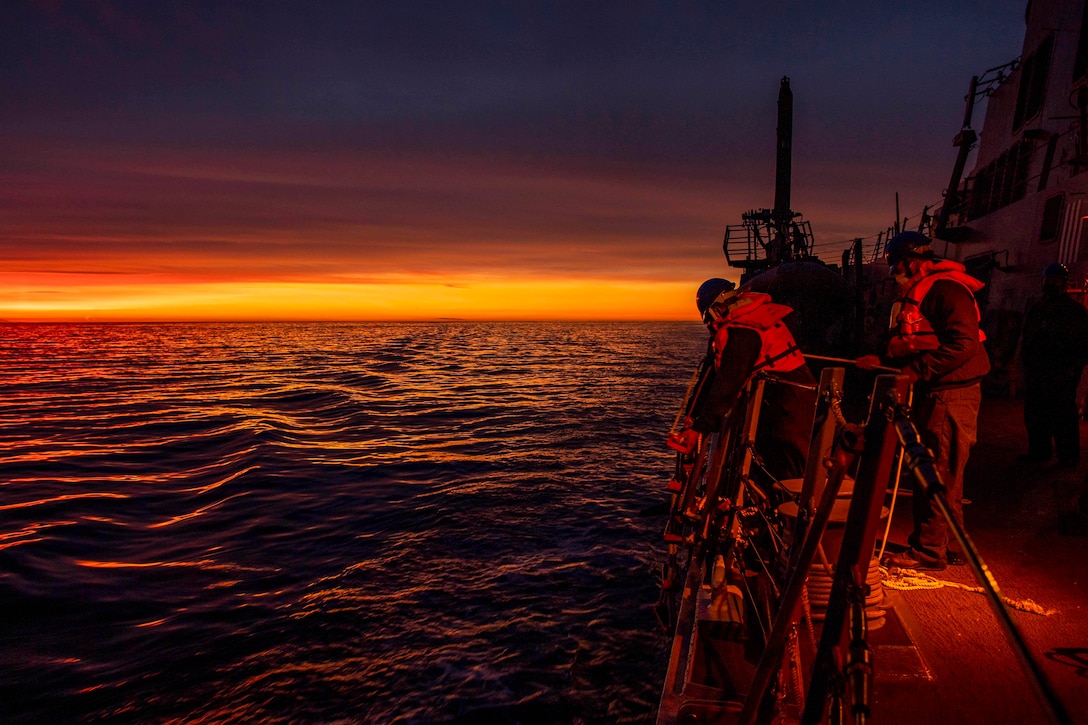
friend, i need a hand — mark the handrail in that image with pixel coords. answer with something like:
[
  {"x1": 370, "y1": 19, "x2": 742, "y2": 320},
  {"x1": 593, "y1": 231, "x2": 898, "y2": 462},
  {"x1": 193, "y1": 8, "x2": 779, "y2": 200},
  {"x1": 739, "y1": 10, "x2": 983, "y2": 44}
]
[{"x1": 658, "y1": 365, "x2": 1076, "y2": 724}]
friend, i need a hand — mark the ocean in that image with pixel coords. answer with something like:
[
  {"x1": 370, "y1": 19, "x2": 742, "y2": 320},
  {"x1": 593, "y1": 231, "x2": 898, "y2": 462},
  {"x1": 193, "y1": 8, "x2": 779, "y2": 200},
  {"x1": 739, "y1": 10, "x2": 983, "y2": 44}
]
[{"x1": 0, "y1": 321, "x2": 708, "y2": 724}]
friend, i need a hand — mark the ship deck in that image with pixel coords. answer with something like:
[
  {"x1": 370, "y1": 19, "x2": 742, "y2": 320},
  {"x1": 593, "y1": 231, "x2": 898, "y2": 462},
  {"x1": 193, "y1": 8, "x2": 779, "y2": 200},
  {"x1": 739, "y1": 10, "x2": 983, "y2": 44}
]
[{"x1": 866, "y1": 394, "x2": 1088, "y2": 724}]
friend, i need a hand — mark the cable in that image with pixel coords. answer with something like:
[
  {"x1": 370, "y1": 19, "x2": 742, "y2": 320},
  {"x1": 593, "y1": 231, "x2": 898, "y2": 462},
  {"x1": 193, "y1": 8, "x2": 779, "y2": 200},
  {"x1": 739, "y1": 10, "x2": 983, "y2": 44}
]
[{"x1": 877, "y1": 386, "x2": 911, "y2": 564}]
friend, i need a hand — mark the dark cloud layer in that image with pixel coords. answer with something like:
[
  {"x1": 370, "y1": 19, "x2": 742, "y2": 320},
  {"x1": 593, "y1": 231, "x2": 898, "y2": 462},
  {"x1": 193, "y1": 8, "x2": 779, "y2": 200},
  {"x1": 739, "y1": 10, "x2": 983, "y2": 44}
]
[{"x1": 1, "y1": 1, "x2": 1029, "y2": 293}]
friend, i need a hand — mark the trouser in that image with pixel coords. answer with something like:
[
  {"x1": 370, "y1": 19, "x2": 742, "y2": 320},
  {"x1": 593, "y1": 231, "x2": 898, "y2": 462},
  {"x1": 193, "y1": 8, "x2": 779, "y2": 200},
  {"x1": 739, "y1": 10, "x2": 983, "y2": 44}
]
[
  {"x1": 908, "y1": 384, "x2": 981, "y2": 565},
  {"x1": 1077, "y1": 366, "x2": 1088, "y2": 418},
  {"x1": 754, "y1": 379, "x2": 818, "y2": 483},
  {"x1": 1024, "y1": 370, "x2": 1081, "y2": 464}
]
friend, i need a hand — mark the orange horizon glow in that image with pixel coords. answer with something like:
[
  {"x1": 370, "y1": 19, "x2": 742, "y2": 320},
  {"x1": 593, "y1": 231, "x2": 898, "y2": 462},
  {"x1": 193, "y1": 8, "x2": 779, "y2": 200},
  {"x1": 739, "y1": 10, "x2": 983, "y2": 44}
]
[
  {"x1": 0, "y1": 132, "x2": 931, "y2": 326},
  {"x1": 0, "y1": 274, "x2": 704, "y2": 323},
  {"x1": 0, "y1": 138, "x2": 748, "y2": 324}
]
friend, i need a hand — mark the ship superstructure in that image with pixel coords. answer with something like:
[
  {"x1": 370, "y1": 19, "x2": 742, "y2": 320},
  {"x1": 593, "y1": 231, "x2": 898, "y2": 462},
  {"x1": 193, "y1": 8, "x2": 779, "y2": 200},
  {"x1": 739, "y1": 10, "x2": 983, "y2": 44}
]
[{"x1": 938, "y1": 0, "x2": 1088, "y2": 325}]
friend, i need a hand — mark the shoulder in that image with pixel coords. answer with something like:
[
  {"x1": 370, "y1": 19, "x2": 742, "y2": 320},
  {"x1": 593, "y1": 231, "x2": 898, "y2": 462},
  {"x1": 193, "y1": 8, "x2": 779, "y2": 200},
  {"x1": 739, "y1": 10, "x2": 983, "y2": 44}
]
[
  {"x1": 1065, "y1": 296, "x2": 1088, "y2": 313},
  {"x1": 1065, "y1": 298, "x2": 1088, "y2": 323},
  {"x1": 924, "y1": 278, "x2": 976, "y2": 305},
  {"x1": 1044, "y1": 295, "x2": 1088, "y2": 318}
]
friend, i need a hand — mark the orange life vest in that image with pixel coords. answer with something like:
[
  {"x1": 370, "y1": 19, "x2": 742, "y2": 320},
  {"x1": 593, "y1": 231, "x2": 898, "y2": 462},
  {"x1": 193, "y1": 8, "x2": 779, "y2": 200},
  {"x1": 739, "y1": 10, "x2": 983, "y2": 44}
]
[
  {"x1": 887, "y1": 260, "x2": 986, "y2": 357},
  {"x1": 711, "y1": 292, "x2": 805, "y2": 374}
]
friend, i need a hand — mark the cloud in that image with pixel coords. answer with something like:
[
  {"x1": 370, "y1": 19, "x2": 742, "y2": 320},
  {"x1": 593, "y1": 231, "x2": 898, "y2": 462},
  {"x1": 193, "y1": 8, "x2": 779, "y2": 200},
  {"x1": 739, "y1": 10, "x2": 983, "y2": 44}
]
[{"x1": 0, "y1": 1, "x2": 1030, "y2": 319}]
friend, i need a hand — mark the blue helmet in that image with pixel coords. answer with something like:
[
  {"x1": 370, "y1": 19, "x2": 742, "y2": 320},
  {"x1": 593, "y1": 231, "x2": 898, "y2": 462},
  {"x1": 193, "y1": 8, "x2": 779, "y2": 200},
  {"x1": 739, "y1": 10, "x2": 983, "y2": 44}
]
[
  {"x1": 696, "y1": 278, "x2": 737, "y2": 319},
  {"x1": 1043, "y1": 262, "x2": 1069, "y2": 279},
  {"x1": 885, "y1": 231, "x2": 934, "y2": 269}
]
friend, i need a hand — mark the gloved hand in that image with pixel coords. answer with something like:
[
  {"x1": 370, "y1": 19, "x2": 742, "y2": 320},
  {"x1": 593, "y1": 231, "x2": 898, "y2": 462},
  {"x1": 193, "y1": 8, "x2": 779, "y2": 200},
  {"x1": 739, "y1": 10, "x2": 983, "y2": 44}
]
[
  {"x1": 667, "y1": 417, "x2": 699, "y2": 454},
  {"x1": 855, "y1": 355, "x2": 882, "y2": 370}
]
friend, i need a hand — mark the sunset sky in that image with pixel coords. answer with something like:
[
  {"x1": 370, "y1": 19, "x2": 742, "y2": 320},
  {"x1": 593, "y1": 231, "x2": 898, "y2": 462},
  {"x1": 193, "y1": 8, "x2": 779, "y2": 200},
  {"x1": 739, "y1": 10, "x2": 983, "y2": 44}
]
[{"x1": 1, "y1": 1, "x2": 1028, "y2": 321}]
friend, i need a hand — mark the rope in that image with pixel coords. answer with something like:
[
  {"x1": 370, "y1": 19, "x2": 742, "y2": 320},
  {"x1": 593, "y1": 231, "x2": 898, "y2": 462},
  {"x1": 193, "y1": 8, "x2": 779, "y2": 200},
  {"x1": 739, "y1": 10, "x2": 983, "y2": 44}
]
[
  {"x1": 669, "y1": 365, "x2": 702, "y2": 435},
  {"x1": 876, "y1": 449, "x2": 905, "y2": 564},
  {"x1": 880, "y1": 567, "x2": 1058, "y2": 616},
  {"x1": 801, "y1": 585, "x2": 819, "y2": 652},
  {"x1": 738, "y1": 558, "x2": 769, "y2": 641},
  {"x1": 829, "y1": 391, "x2": 849, "y2": 429},
  {"x1": 744, "y1": 528, "x2": 781, "y2": 600},
  {"x1": 788, "y1": 625, "x2": 805, "y2": 711},
  {"x1": 758, "y1": 507, "x2": 787, "y2": 553},
  {"x1": 877, "y1": 386, "x2": 911, "y2": 564},
  {"x1": 747, "y1": 442, "x2": 785, "y2": 499}
]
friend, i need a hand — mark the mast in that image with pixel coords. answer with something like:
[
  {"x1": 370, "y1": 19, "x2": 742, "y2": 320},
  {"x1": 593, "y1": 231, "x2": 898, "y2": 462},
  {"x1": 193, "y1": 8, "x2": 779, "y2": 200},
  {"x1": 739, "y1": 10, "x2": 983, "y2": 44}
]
[
  {"x1": 723, "y1": 76, "x2": 814, "y2": 275},
  {"x1": 935, "y1": 60, "x2": 1019, "y2": 241},
  {"x1": 773, "y1": 76, "x2": 793, "y2": 233}
]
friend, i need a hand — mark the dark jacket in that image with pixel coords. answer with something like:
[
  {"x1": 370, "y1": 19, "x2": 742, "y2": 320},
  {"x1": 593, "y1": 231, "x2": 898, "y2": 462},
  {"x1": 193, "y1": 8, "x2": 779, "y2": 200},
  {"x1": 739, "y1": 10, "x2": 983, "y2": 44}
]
[
  {"x1": 693, "y1": 327, "x2": 816, "y2": 481},
  {"x1": 1021, "y1": 291, "x2": 1088, "y2": 383}
]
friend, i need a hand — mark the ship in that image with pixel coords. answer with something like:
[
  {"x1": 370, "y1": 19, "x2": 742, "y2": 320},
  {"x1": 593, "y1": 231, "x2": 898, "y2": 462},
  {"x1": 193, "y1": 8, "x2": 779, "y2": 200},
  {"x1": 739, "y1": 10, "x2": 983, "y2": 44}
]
[
  {"x1": 934, "y1": 0, "x2": 1088, "y2": 395},
  {"x1": 651, "y1": 4, "x2": 1088, "y2": 721}
]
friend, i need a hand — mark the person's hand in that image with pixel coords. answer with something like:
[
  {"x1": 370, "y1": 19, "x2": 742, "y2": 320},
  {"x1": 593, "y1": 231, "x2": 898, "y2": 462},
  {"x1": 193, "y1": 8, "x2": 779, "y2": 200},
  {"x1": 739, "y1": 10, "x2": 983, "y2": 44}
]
[
  {"x1": 667, "y1": 427, "x2": 698, "y2": 454},
  {"x1": 855, "y1": 354, "x2": 882, "y2": 370},
  {"x1": 901, "y1": 367, "x2": 920, "y2": 384},
  {"x1": 667, "y1": 417, "x2": 699, "y2": 454}
]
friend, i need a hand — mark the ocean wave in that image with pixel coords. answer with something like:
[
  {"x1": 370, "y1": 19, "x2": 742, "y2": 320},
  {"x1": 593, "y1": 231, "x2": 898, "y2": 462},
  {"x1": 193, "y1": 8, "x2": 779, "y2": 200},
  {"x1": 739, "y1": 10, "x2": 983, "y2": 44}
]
[{"x1": 0, "y1": 321, "x2": 705, "y2": 724}]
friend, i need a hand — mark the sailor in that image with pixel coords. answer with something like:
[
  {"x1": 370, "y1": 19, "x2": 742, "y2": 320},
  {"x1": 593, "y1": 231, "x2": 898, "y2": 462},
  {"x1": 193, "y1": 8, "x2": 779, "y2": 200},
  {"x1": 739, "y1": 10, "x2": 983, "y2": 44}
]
[
  {"x1": 859, "y1": 231, "x2": 991, "y2": 571},
  {"x1": 1018, "y1": 263, "x2": 1088, "y2": 467},
  {"x1": 679, "y1": 278, "x2": 817, "y2": 483}
]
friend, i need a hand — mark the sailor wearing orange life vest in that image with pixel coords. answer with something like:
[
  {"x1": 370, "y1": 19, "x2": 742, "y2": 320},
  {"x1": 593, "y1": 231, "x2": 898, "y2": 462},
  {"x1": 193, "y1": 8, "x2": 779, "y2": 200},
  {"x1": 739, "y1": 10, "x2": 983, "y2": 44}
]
[
  {"x1": 675, "y1": 278, "x2": 816, "y2": 482},
  {"x1": 860, "y1": 231, "x2": 991, "y2": 572},
  {"x1": 701, "y1": 283, "x2": 806, "y2": 375}
]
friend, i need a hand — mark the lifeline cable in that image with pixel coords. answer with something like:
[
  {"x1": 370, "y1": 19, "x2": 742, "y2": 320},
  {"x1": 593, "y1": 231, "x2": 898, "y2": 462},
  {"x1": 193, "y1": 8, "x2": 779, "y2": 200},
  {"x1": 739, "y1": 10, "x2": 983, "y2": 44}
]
[
  {"x1": 803, "y1": 353, "x2": 901, "y2": 374},
  {"x1": 762, "y1": 376, "x2": 819, "y2": 392}
]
